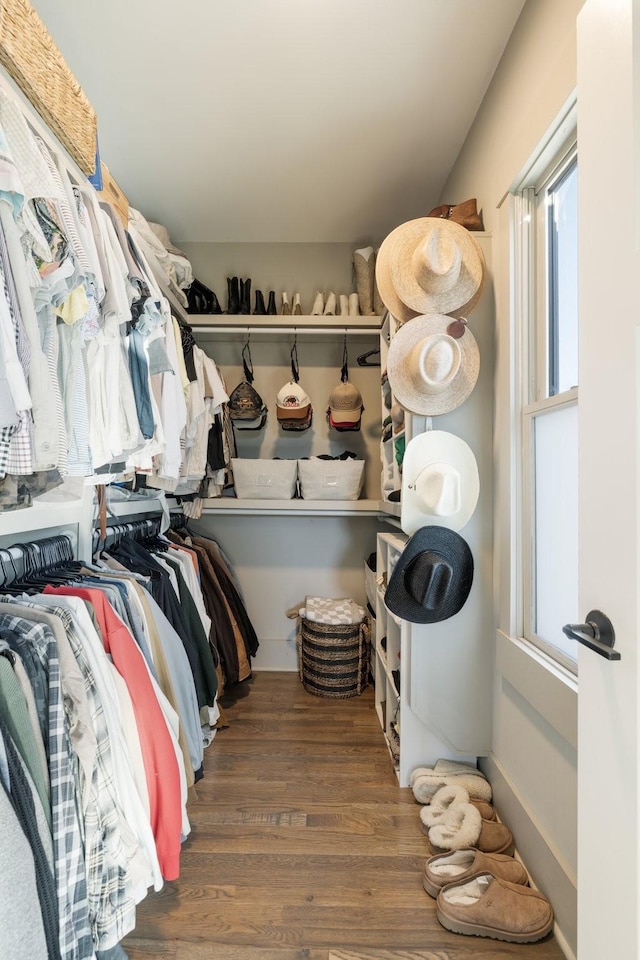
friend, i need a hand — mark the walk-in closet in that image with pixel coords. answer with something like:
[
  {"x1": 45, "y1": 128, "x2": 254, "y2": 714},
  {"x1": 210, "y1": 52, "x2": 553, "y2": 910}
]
[{"x1": 1, "y1": 2, "x2": 638, "y2": 959}]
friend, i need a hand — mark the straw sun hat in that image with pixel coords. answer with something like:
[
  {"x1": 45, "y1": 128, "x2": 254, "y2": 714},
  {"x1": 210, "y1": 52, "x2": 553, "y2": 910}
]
[
  {"x1": 386, "y1": 313, "x2": 480, "y2": 416},
  {"x1": 375, "y1": 218, "x2": 485, "y2": 323}
]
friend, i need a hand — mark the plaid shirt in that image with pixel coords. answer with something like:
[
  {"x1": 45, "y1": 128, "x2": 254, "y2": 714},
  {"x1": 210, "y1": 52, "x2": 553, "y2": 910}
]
[
  {"x1": 25, "y1": 598, "x2": 139, "y2": 950},
  {"x1": 0, "y1": 611, "x2": 95, "y2": 960}
]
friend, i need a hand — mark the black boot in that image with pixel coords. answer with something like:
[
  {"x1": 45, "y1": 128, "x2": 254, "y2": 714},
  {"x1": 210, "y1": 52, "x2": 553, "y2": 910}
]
[
  {"x1": 210, "y1": 291, "x2": 223, "y2": 314},
  {"x1": 253, "y1": 290, "x2": 267, "y2": 315},
  {"x1": 266, "y1": 291, "x2": 277, "y2": 315},
  {"x1": 239, "y1": 278, "x2": 252, "y2": 314},
  {"x1": 227, "y1": 276, "x2": 240, "y2": 314}
]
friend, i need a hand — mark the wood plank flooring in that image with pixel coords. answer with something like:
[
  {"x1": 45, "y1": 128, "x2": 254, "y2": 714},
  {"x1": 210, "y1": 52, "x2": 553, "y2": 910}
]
[{"x1": 123, "y1": 672, "x2": 566, "y2": 960}]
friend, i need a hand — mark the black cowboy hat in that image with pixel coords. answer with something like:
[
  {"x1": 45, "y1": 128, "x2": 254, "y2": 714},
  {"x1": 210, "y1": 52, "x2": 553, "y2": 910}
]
[{"x1": 384, "y1": 526, "x2": 473, "y2": 624}]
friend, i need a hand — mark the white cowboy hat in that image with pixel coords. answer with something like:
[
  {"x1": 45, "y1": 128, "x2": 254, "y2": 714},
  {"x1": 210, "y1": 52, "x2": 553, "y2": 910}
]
[
  {"x1": 386, "y1": 313, "x2": 480, "y2": 416},
  {"x1": 401, "y1": 431, "x2": 479, "y2": 535},
  {"x1": 376, "y1": 217, "x2": 485, "y2": 321}
]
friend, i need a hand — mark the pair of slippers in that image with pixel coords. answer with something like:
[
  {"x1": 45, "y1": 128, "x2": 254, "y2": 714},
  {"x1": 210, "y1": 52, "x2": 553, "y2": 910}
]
[
  {"x1": 419, "y1": 783, "x2": 514, "y2": 856},
  {"x1": 410, "y1": 759, "x2": 492, "y2": 804}
]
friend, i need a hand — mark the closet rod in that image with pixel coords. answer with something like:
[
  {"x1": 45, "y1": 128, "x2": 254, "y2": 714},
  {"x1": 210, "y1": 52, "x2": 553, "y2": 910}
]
[{"x1": 190, "y1": 325, "x2": 378, "y2": 337}]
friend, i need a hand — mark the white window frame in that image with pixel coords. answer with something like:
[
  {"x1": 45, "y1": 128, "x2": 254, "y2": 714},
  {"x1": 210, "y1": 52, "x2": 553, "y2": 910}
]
[{"x1": 515, "y1": 137, "x2": 579, "y2": 676}]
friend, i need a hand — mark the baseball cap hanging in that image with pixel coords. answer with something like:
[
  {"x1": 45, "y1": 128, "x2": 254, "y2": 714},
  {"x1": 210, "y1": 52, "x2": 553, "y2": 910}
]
[
  {"x1": 228, "y1": 338, "x2": 267, "y2": 430},
  {"x1": 386, "y1": 313, "x2": 480, "y2": 416},
  {"x1": 375, "y1": 217, "x2": 485, "y2": 323},
  {"x1": 384, "y1": 525, "x2": 474, "y2": 624},
  {"x1": 328, "y1": 334, "x2": 364, "y2": 431},
  {"x1": 277, "y1": 337, "x2": 313, "y2": 431}
]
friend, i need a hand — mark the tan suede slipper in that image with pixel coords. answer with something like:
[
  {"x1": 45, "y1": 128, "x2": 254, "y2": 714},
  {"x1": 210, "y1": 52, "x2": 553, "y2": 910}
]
[
  {"x1": 436, "y1": 872, "x2": 553, "y2": 943},
  {"x1": 423, "y1": 849, "x2": 529, "y2": 898}
]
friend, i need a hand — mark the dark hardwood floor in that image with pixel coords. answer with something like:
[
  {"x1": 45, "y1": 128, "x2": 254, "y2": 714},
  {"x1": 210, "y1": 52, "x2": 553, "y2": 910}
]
[{"x1": 124, "y1": 671, "x2": 566, "y2": 960}]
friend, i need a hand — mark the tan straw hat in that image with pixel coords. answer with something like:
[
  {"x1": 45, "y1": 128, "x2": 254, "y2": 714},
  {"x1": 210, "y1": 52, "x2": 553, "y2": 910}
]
[
  {"x1": 386, "y1": 314, "x2": 480, "y2": 416},
  {"x1": 377, "y1": 217, "x2": 485, "y2": 320}
]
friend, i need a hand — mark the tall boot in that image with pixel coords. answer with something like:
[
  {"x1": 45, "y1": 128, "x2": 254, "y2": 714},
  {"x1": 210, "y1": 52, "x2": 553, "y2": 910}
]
[
  {"x1": 353, "y1": 246, "x2": 376, "y2": 315},
  {"x1": 210, "y1": 291, "x2": 223, "y2": 314},
  {"x1": 253, "y1": 290, "x2": 267, "y2": 315},
  {"x1": 227, "y1": 276, "x2": 240, "y2": 314},
  {"x1": 266, "y1": 291, "x2": 277, "y2": 315},
  {"x1": 239, "y1": 278, "x2": 252, "y2": 314}
]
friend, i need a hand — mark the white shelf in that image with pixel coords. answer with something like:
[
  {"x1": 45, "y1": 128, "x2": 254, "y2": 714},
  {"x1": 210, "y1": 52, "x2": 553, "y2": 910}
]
[
  {"x1": 379, "y1": 500, "x2": 402, "y2": 518},
  {"x1": 200, "y1": 497, "x2": 381, "y2": 517},
  {"x1": 186, "y1": 314, "x2": 382, "y2": 334}
]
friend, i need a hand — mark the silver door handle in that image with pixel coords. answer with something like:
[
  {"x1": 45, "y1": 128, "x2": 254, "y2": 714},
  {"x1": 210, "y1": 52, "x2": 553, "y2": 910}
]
[{"x1": 562, "y1": 610, "x2": 621, "y2": 661}]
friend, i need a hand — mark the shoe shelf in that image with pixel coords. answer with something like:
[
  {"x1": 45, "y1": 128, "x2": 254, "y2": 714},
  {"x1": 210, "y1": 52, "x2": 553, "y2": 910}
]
[{"x1": 375, "y1": 530, "x2": 468, "y2": 786}]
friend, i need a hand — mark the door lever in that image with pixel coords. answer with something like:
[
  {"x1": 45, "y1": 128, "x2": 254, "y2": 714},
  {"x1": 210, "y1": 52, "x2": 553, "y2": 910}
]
[{"x1": 562, "y1": 610, "x2": 621, "y2": 661}]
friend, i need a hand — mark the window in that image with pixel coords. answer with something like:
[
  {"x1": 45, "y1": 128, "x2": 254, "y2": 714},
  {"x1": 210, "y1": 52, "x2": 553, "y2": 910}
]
[{"x1": 518, "y1": 143, "x2": 579, "y2": 671}]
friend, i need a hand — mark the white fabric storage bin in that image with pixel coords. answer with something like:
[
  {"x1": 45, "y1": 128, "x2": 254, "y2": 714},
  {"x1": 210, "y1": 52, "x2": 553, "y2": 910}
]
[
  {"x1": 297, "y1": 458, "x2": 365, "y2": 500},
  {"x1": 231, "y1": 458, "x2": 298, "y2": 499}
]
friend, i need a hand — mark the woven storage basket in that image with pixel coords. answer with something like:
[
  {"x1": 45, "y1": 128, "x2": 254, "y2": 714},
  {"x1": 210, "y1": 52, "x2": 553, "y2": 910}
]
[
  {"x1": 0, "y1": 0, "x2": 97, "y2": 174},
  {"x1": 298, "y1": 616, "x2": 371, "y2": 699}
]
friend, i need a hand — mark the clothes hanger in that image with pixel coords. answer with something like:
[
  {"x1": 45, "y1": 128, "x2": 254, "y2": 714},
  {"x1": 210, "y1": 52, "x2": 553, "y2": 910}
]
[{"x1": 356, "y1": 347, "x2": 381, "y2": 367}]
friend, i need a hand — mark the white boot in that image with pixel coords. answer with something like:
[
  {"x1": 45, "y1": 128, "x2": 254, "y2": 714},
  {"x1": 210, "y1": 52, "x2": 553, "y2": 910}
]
[
  {"x1": 323, "y1": 292, "x2": 336, "y2": 316},
  {"x1": 281, "y1": 292, "x2": 291, "y2": 316},
  {"x1": 311, "y1": 291, "x2": 324, "y2": 315},
  {"x1": 292, "y1": 293, "x2": 302, "y2": 316},
  {"x1": 339, "y1": 294, "x2": 349, "y2": 315},
  {"x1": 349, "y1": 293, "x2": 360, "y2": 316}
]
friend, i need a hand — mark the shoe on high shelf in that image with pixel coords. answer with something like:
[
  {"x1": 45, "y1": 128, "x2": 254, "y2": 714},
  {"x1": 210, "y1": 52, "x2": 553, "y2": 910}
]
[
  {"x1": 339, "y1": 294, "x2": 349, "y2": 316},
  {"x1": 253, "y1": 290, "x2": 267, "y2": 315},
  {"x1": 348, "y1": 292, "x2": 360, "y2": 316},
  {"x1": 292, "y1": 293, "x2": 302, "y2": 316},
  {"x1": 239, "y1": 278, "x2": 252, "y2": 314},
  {"x1": 323, "y1": 292, "x2": 336, "y2": 316},
  {"x1": 226, "y1": 276, "x2": 240, "y2": 314},
  {"x1": 281, "y1": 292, "x2": 291, "y2": 315},
  {"x1": 311, "y1": 291, "x2": 324, "y2": 315},
  {"x1": 266, "y1": 291, "x2": 277, "y2": 315}
]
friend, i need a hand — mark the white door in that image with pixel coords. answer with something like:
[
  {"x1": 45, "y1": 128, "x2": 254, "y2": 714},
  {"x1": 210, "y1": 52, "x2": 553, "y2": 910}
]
[{"x1": 577, "y1": 1, "x2": 639, "y2": 956}]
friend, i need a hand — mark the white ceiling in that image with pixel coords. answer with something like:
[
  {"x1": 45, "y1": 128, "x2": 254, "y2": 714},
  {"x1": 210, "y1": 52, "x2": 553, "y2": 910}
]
[{"x1": 32, "y1": 0, "x2": 525, "y2": 244}]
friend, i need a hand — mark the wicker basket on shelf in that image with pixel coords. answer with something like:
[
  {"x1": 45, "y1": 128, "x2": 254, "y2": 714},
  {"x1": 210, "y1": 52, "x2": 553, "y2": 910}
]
[{"x1": 0, "y1": 0, "x2": 97, "y2": 173}]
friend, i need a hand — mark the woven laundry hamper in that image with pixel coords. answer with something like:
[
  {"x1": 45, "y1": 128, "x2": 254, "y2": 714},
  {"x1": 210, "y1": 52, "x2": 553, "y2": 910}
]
[{"x1": 291, "y1": 597, "x2": 371, "y2": 699}]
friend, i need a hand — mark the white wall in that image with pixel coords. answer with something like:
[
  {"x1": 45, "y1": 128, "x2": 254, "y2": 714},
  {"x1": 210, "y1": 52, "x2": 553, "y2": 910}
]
[{"x1": 440, "y1": 1, "x2": 585, "y2": 956}]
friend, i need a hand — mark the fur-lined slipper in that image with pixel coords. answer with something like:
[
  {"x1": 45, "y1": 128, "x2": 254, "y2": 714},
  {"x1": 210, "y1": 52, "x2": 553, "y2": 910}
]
[
  {"x1": 410, "y1": 760, "x2": 492, "y2": 805},
  {"x1": 428, "y1": 804, "x2": 514, "y2": 856},
  {"x1": 423, "y1": 849, "x2": 529, "y2": 898},
  {"x1": 419, "y1": 785, "x2": 495, "y2": 836}
]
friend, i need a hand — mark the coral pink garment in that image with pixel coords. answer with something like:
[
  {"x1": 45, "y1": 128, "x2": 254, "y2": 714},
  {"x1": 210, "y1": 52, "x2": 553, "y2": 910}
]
[{"x1": 44, "y1": 584, "x2": 182, "y2": 880}]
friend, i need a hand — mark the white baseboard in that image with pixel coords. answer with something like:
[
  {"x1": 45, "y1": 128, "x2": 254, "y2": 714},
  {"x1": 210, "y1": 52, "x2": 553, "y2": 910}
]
[
  {"x1": 252, "y1": 638, "x2": 298, "y2": 672},
  {"x1": 481, "y1": 753, "x2": 576, "y2": 959}
]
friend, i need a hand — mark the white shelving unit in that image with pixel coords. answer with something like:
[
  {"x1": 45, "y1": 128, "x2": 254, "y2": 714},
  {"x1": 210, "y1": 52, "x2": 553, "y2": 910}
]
[
  {"x1": 379, "y1": 313, "x2": 428, "y2": 507},
  {"x1": 374, "y1": 530, "x2": 459, "y2": 785}
]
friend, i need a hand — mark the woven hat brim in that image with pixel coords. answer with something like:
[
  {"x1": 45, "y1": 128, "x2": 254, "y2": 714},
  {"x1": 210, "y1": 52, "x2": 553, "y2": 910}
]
[
  {"x1": 400, "y1": 431, "x2": 479, "y2": 535},
  {"x1": 375, "y1": 222, "x2": 421, "y2": 323},
  {"x1": 387, "y1": 314, "x2": 480, "y2": 416},
  {"x1": 389, "y1": 218, "x2": 485, "y2": 316},
  {"x1": 384, "y1": 526, "x2": 474, "y2": 624}
]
